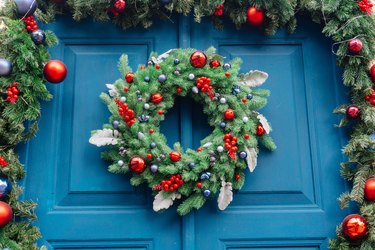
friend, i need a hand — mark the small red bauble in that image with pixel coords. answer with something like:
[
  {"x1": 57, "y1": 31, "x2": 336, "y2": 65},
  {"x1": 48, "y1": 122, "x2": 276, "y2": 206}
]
[
  {"x1": 129, "y1": 156, "x2": 146, "y2": 174},
  {"x1": 155, "y1": 64, "x2": 160, "y2": 69},
  {"x1": 235, "y1": 174, "x2": 241, "y2": 180},
  {"x1": 348, "y1": 38, "x2": 363, "y2": 54},
  {"x1": 125, "y1": 72, "x2": 134, "y2": 83},
  {"x1": 114, "y1": 0, "x2": 126, "y2": 11},
  {"x1": 176, "y1": 87, "x2": 182, "y2": 93},
  {"x1": 342, "y1": 214, "x2": 368, "y2": 240},
  {"x1": 256, "y1": 124, "x2": 266, "y2": 136},
  {"x1": 151, "y1": 93, "x2": 163, "y2": 104},
  {"x1": 158, "y1": 110, "x2": 164, "y2": 115},
  {"x1": 370, "y1": 64, "x2": 375, "y2": 83},
  {"x1": 247, "y1": 7, "x2": 264, "y2": 27},
  {"x1": 346, "y1": 105, "x2": 360, "y2": 119},
  {"x1": 124, "y1": 86, "x2": 129, "y2": 92},
  {"x1": 214, "y1": 4, "x2": 224, "y2": 16},
  {"x1": 197, "y1": 147, "x2": 203, "y2": 152},
  {"x1": 146, "y1": 153, "x2": 153, "y2": 159},
  {"x1": 364, "y1": 178, "x2": 375, "y2": 201},
  {"x1": 244, "y1": 134, "x2": 250, "y2": 139},
  {"x1": 149, "y1": 128, "x2": 154, "y2": 134},
  {"x1": 209, "y1": 60, "x2": 221, "y2": 68},
  {"x1": 169, "y1": 151, "x2": 181, "y2": 162},
  {"x1": 43, "y1": 60, "x2": 67, "y2": 84},
  {"x1": 242, "y1": 97, "x2": 247, "y2": 103},
  {"x1": 224, "y1": 109, "x2": 235, "y2": 120},
  {"x1": 225, "y1": 72, "x2": 231, "y2": 77},
  {"x1": 197, "y1": 182, "x2": 202, "y2": 188},
  {"x1": 0, "y1": 201, "x2": 12, "y2": 227},
  {"x1": 190, "y1": 51, "x2": 207, "y2": 68}
]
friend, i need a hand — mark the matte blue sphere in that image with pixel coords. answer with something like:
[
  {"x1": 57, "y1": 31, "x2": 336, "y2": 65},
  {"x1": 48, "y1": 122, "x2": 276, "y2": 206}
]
[
  {"x1": 150, "y1": 142, "x2": 157, "y2": 149},
  {"x1": 0, "y1": 59, "x2": 12, "y2": 76},
  {"x1": 31, "y1": 30, "x2": 45, "y2": 45},
  {"x1": 239, "y1": 151, "x2": 247, "y2": 159},
  {"x1": 200, "y1": 173, "x2": 210, "y2": 180},
  {"x1": 158, "y1": 74, "x2": 167, "y2": 83},
  {"x1": 223, "y1": 63, "x2": 231, "y2": 70},
  {"x1": 220, "y1": 122, "x2": 226, "y2": 128},
  {"x1": 112, "y1": 120, "x2": 119, "y2": 129},
  {"x1": 144, "y1": 76, "x2": 150, "y2": 82},
  {"x1": 150, "y1": 164, "x2": 158, "y2": 173},
  {"x1": 188, "y1": 162, "x2": 195, "y2": 168},
  {"x1": 174, "y1": 59, "x2": 180, "y2": 65},
  {"x1": 15, "y1": 0, "x2": 38, "y2": 17},
  {"x1": 203, "y1": 189, "x2": 211, "y2": 197},
  {"x1": 0, "y1": 178, "x2": 12, "y2": 200},
  {"x1": 247, "y1": 93, "x2": 253, "y2": 100}
]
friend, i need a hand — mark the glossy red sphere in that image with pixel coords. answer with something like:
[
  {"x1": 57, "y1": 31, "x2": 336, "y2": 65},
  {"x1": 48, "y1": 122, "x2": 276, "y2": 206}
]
[
  {"x1": 0, "y1": 201, "x2": 12, "y2": 227},
  {"x1": 209, "y1": 60, "x2": 221, "y2": 68},
  {"x1": 346, "y1": 105, "x2": 360, "y2": 119},
  {"x1": 125, "y1": 72, "x2": 134, "y2": 83},
  {"x1": 169, "y1": 151, "x2": 181, "y2": 162},
  {"x1": 348, "y1": 38, "x2": 363, "y2": 54},
  {"x1": 190, "y1": 51, "x2": 207, "y2": 68},
  {"x1": 129, "y1": 156, "x2": 146, "y2": 174},
  {"x1": 247, "y1": 7, "x2": 264, "y2": 27},
  {"x1": 342, "y1": 214, "x2": 368, "y2": 240},
  {"x1": 224, "y1": 109, "x2": 235, "y2": 120},
  {"x1": 256, "y1": 124, "x2": 266, "y2": 136},
  {"x1": 43, "y1": 60, "x2": 67, "y2": 84},
  {"x1": 364, "y1": 178, "x2": 375, "y2": 201},
  {"x1": 151, "y1": 93, "x2": 163, "y2": 104},
  {"x1": 370, "y1": 64, "x2": 375, "y2": 83}
]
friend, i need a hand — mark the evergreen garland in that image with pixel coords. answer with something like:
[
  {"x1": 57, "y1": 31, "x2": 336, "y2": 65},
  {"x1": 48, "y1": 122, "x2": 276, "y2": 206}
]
[{"x1": 0, "y1": 0, "x2": 374, "y2": 249}]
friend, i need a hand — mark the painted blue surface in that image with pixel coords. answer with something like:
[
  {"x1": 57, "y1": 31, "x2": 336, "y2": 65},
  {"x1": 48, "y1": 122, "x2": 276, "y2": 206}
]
[{"x1": 22, "y1": 15, "x2": 349, "y2": 249}]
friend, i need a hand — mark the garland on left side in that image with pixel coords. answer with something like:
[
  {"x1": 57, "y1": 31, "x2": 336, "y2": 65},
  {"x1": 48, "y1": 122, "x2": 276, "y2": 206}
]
[{"x1": 0, "y1": 1, "x2": 66, "y2": 248}]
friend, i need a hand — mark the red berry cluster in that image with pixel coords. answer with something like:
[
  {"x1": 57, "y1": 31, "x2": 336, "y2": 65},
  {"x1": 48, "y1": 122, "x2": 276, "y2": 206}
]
[
  {"x1": 152, "y1": 184, "x2": 162, "y2": 191},
  {"x1": 161, "y1": 174, "x2": 184, "y2": 192},
  {"x1": 214, "y1": 4, "x2": 224, "y2": 16},
  {"x1": 6, "y1": 82, "x2": 19, "y2": 104},
  {"x1": 196, "y1": 76, "x2": 214, "y2": 99},
  {"x1": 365, "y1": 90, "x2": 375, "y2": 106},
  {"x1": 223, "y1": 133, "x2": 238, "y2": 160},
  {"x1": 0, "y1": 156, "x2": 8, "y2": 167},
  {"x1": 115, "y1": 99, "x2": 136, "y2": 126},
  {"x1": 114, "y1": 0, "x2": 126, "y2": 11},
  {"x1": 23, "y1": 16, "x2": 38, "y2": 32},
  {"x1": 358, "y1": 0, "x2": 373, "y2": 14}
]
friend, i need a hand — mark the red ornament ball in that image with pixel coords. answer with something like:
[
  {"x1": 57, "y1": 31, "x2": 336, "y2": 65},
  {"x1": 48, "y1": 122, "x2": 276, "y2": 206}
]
[
  {"x1": 114, "y1": 0, "x2": 126, "y2": 11},
  {"x1": 342, "y1": 214, "x2": 368, "y2": 240},
  {"x1": 169, "y1": 151, "x2": 181, "y2": 162},
  {"x1": 224, "y1": 109, "x2": 235, "y2": 120},
  {"x1": 364, "y1": 178, "x2": 375, "y2": 201},
  {"x1": 209, "y1": 60, "x2": 221, "y2": 68},
  {"x1": 346, "y1": 105, "x2": 360, "y2": 119},
  {"x1": 197, "y1": 182, "x2": 202, "y2": 188},
  {"x1": 244, "y1": 134, "x2": 250, "y2": 139},
  {"x1": 43, "y1": 60, "x2": 67, "y2": 84},
  {"x1": 149, "y1": 128, "x2": 154, "y2": 134},
  {"x1": 348, "y1": 38, "x2": 363, "y2": 54},
  {"x1": 190, "y1": 51, "x2": 207, "y2": 68},
  {"x1": 256, "y1": 124, "x2": 266, "y2": 136},
  {"x1": 370, "y1": 64, "x2": 375, "y2": 83},
  {"x1": 151, "y1": 93, "x2": 163, "y2": 104},
  {"x1": 247, "y1": 7, "x2": 264, "y2": 27},
  {"x1": 129, "y1": 156, "x2": 146, "y2": 174},
  {"x1": 125, "y1": 72, "x2": 134, "y2": 83},
  {"x1": 0, "y1": 201, "x2": 12, "y2": 227}
]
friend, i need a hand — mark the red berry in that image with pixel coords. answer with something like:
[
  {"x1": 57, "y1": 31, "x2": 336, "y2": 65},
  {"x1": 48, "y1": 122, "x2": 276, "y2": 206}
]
[
  {"x1": 244, "y1": 134, "x2": 250, "y2": 139},
  {"x1": 147, "y1": 154, "x2": 153, "y2": 159},
  {"x1": 176, "y1": 87, "x2": 182, "y2": 93},
  {"x1": 225, "y1": 72, "x2": 230, "y2": 77},
  {"x1": 149, "y1": 128, "x2": 154, "y2": 134},
  {"x1": 242, "y1": 97, "x2": 247, "y2": 103},
  {"x1": 155, "y1": 64, "x2": 160, "y2": 69},
  {"x1": 124, "y1": 86, "x2": 129, "y2": 92},
  {"x1": 197, "y1": 182, "x2": 202, "y2": 188},
  {"x1": 173, "y1": 184, "x2": 178, "y2": 189},
  {"x1": 158, "y1": 110, "x2": 164, "y2": 115},
  {"x1": 235, "y1": 174, "x2": 241, "y2": 180},
  {"x1": 197, "y1": 147, "x2": 203, "y2": 152},
  {"x1": 140, "y1": 65, "x2": 145, "y2": 69}
]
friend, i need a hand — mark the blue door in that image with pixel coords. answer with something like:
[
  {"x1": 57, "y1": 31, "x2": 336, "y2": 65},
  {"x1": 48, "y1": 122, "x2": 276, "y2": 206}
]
[{"x1": 23, "y1": 15, "x2": 348, "y2": 249}]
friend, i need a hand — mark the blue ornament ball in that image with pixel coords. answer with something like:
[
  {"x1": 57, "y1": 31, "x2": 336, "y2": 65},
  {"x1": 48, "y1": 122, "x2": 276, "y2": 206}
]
[
  {"x1": 144, "y1": 76, "x2": 150, "y2": 82},
  {"x1": 112, "y1": 120, "x2": 119, "y2": 129},
  {"x1": 158, "y1": 74, "x2": 167, "y2": 83},
  {"x1": 239, "y1": 151, "x2": 247, "y2": 159},
  {"x1": 247, "y1": 93, "x2": 253, "y2": 100},
  {"x1": 223, "y1": 63, "x2": 231, "y2": 70},
  {"x1": 0, "y1": 59, "x2": 12, "y2": 76},
  {"x1": 200, "y1": 173, "x2": 210, "y2": 180},
  {"x1": 147, "y1": 60, "x2": 154, "y2": 66},
  {"x1": 150, "y1": 142, "x2": 157, "y2": 149},
  {"x1": 0, "y1": 178, "x2": 12, "y2": 200},
  {"x1": 220, "y1": 122, "x2": 226, "y2": 129},
  {"x1": 31, "y1": 30, "x2": 45, "y2": 45},
  {"x1": 203, "y1": 189, "x2": 211, "y2": 198},
  {"x1": 15, "y1": 0, "x2": 38, "y2": 17},
  {"x1": 174, "y1": 59, "x2": 180, "y2": 65},
  {"x1": 188, "y1": 162, "x2": 195, "y2": 168},
  {"x1": 150, "y1": 164, "x2": 158, "y2": 173}
]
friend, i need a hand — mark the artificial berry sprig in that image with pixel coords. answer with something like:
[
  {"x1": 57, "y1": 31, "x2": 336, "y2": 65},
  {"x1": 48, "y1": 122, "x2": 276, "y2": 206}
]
[
  {"x1": 115, "y1": 98, "x2": 136, "y2": 126},
  {"x1": 223, "y1": 133, "x2": 238, "y2": 160},
  {"x1": 23, "y1": 16, "x2": 38, "y2": 32},
  {"x1": 161, "y1": 174, "x2": 184, "y2": 192},
  {"x1": 196, "y1": 76, "x2": 214, "y2": 99},
  {"x1": 358, "y1": 0, "x2": 373, "y2": 14},
  {"x1": 364, "y1": 89, "x2": 375, "y2": 106},
  {"x1": 6, "y1": 82, "x2": 19, "y2": 104},
  {"x1": 0, "y1": 156, "x2": 8, "y2": 167},
  {"x1": 214, "y1": 4, "x2": 224, "y2": 16}
]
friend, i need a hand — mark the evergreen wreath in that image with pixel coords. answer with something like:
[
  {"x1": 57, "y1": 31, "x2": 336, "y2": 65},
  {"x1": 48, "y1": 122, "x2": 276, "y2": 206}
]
[
  {"x1": 0, "y1": 0, "x2": 375, "y2": 249},
  {"x1": 89, "y1": 48, "x2": 276, "y2": 215}
]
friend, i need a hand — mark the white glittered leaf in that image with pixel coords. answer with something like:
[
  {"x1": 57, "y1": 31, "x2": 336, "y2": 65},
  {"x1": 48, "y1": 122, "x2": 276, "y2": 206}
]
[
  {"x1": 89, "y1": 129, "x2": 119, "y2": 147},
  {"x1": 217, "y1": 178, "x2": 233, "y2": 210},
  {"x1": 240, "y1": 70, "x2": 268, "y2": 87},
  {"x1": 153, "y1": 192, "x2": 181, "y2": 212},
  {"x1": 202, "y1": 142, "x2": 212, "y2": 148},
  {"x1": 257, "y1": 114, "x2": 271, "y2": 134},
  {"x1": 245, "y1": 147, "x2": 258, "y2": 172},
  {"x1": 106, "y1": 84, "x2": 118, "y2": 97},
  {"x1": 151, "y1": 49, "x2": 175, "y2": 64}
]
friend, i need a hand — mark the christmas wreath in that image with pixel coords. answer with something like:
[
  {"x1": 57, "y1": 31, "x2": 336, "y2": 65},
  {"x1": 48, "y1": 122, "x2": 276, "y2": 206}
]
[{"x1": 89, "y1": 48, "x2": 276, "y2": 215}]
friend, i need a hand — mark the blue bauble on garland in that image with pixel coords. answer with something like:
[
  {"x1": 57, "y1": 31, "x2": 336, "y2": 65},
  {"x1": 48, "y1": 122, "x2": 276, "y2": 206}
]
[
  {"x1": 15, "y1": 0, "x2": 38, "y2": 17},
  {"x1": 31, "y1": 30, "x2": 45, "y2": 45},
  {"x1": 0, "y1": 178, "x2": 12, "y2": 200},
  {"x1": 0, "y1": 59, "x2": 12, "y2": 76}
]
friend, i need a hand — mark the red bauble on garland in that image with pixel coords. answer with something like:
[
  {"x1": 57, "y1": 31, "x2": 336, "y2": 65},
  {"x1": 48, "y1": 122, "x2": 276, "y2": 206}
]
[
  {"x1": 370, "y1": 64, "x2": 375, "y2": 83},
  {"x1": 348, "y1": 38, "x2": 363, "y2": 54},
  {"x1": 214, "y1": 4, "x2": 224, "y2": 16},
  {"x1": 0, "y1": 156, "x2": 8, "y2": 168},
  {"x1": 43, "y1": 60, "x2": 67, "y2": 84},
  {"x1": 169, "y1": 151, "x2": 181, "y2": 162},
  {"x1": 224, "y1": 109, "x2": 235, "y2": 120},
  {"x1": 246, "y1": 7, "x2": 264, "y2": 27},
  {"x1": 209, "y1": 60, "x2": 221, "y2": 68},
  {"x1": 364, "y1": 178, "x2": 375, "y2": 201},
  {"x1": 342, "y1": 214, "x2": 368, "y2": 240},
  {"x1": 151, "y1": 93, "x2": 163, "y2": 104},
  {"x1": 128, "y1": 156, "x2": 146, "y2": 174},
  {"x1": 256, "y1": 124, "x2": 266, "y2": 136},
  {"x1": 125, "y1": 72, "x2": 134, "y2": 83},
  {"x1": 0, "y1": 201, "x2": 12, "y2": 227},
  {"x1": 346, "y1": 105, "x2": 360, "y2": 119},
  {"x1": 114, "y1": 0, "x2": 126, "y2": 11},
  {"x1": 190, "y1": 51, "x2": 207, "y2": 68}
]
